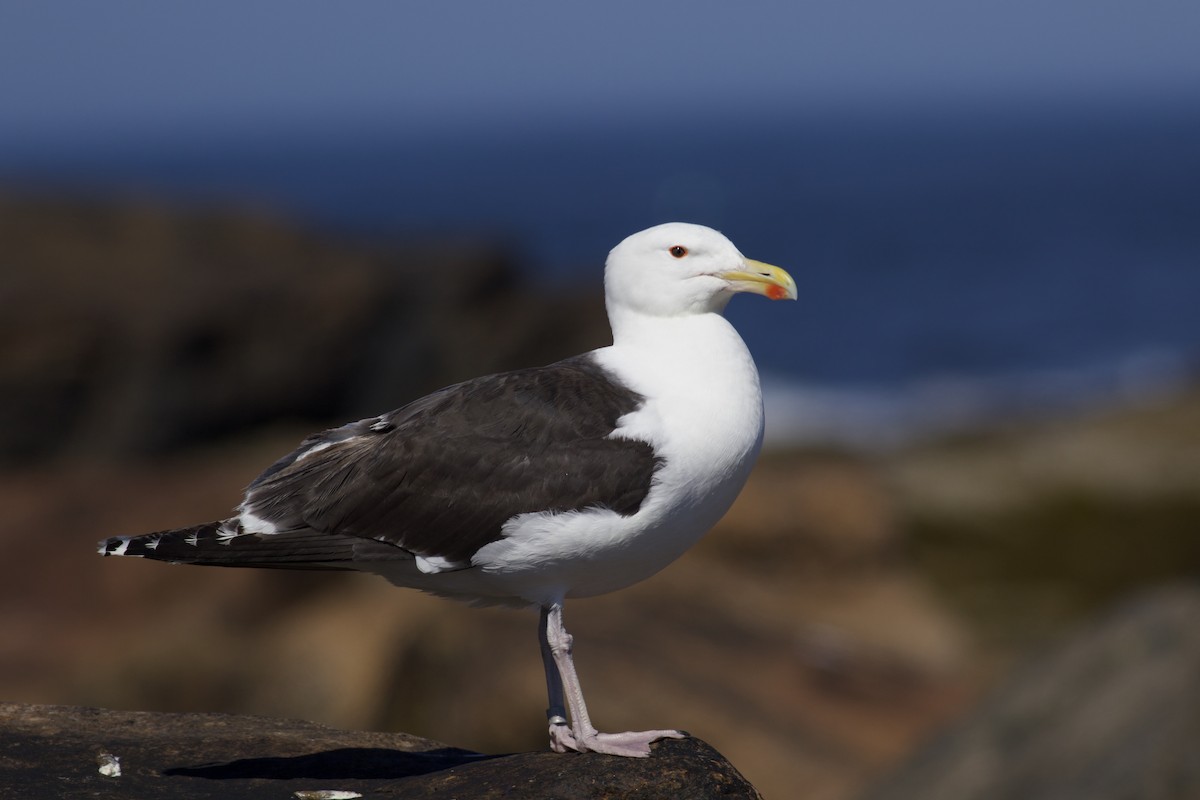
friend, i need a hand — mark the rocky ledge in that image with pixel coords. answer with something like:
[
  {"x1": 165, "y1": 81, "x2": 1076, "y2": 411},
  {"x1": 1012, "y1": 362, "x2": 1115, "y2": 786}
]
[{"x1": 0, "y1": 702, "x2": 761, "y2": 799}]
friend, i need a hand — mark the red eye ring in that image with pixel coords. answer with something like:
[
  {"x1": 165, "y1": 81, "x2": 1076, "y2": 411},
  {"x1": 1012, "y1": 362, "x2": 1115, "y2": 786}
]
[{"x1": 669, "y1": 245, "x2": 688, "y2": 258}]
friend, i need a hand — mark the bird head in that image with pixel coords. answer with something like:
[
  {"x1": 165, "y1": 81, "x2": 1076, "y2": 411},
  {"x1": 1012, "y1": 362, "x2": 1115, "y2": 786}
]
[{"x1": 604, "y1": 222, "x2": 796, "y2": 319}]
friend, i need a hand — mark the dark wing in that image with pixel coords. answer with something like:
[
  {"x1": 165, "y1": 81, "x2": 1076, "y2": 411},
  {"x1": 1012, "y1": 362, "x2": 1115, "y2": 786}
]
[{"x1": 241, "y1": 354, "x2": 662, "y2": 564}]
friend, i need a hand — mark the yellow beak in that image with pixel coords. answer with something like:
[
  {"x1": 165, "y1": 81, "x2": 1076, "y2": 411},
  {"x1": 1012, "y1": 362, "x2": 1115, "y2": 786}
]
[{"x1": 719, "y1": 259, "x2": 798, "y2": 301}]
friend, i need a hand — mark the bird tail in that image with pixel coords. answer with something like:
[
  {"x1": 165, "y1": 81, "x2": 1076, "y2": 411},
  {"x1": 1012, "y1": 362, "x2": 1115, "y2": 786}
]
[{"x1": 97, "y1": 521, "x2": 405, "y2": 570}]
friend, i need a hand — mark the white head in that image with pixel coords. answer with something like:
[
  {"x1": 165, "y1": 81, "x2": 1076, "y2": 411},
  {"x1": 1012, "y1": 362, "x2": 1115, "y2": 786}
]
[{"x1": 604, "y1": 223, "x2": 796, "y2": 321}]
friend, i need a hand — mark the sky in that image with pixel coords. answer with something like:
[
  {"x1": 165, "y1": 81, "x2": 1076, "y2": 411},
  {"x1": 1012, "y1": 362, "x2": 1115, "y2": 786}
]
[{"x1": 2, "y1": 0, "x2": 1199, "y2": 152}]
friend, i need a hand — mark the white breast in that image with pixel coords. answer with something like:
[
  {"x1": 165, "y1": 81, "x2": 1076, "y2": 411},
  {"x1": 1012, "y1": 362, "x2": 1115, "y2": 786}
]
[{"x1": 471, "y1": 312, "x2": 765, "y2": 605}]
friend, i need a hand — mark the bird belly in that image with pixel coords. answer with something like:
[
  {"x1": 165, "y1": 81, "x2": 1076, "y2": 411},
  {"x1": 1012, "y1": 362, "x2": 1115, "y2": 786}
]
[{"x1": 470, "y1": 428, "x2": 758, "y2": 604}]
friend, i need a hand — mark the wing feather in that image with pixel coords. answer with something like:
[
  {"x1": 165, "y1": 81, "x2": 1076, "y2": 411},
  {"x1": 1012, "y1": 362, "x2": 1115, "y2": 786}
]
[{"x1": 242, "y1": 355, "x2": 661, "y2": 565}]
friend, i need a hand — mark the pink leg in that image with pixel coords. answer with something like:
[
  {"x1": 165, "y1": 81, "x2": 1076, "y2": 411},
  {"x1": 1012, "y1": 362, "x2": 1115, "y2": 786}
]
[{"x1": 538, "y1": 603, "x2": 684, "y2": 757}]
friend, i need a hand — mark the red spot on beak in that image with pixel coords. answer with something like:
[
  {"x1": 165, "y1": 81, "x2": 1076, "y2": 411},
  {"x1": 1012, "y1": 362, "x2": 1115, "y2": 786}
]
[{"x1": 766, "y1": 284, "x2": 788, "y2": 301}]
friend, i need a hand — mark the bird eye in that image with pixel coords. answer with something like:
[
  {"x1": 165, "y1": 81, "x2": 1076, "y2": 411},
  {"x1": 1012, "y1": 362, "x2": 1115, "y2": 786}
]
[{"x1": 669, "y1": 245, "x2": 688, "y2": 258}]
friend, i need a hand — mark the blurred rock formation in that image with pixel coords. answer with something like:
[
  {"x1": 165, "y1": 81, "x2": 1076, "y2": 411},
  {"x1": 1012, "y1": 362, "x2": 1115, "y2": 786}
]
[
  {"x1": 863, "y1": 585, "x2": 1200, "y2": 800},
  {"x1": 0, "y1": 194, "x2": 608, "y2": 461}
]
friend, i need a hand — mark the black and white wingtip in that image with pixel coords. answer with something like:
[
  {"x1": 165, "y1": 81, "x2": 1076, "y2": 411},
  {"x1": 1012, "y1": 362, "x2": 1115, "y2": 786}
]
[
  {"x1": 98, "y1": 522, "x2": 227, "y2": 562},
  {"x1": 97, "y1": 518, "x2": 412, "y2": 571},
  {"x1": 97, "y1": 536, "x2": 141, "y2": 557}
]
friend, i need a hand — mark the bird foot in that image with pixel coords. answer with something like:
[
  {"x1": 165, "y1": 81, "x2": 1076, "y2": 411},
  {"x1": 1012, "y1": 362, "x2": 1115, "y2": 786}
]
[{"x1": 548, "y1": 723, "x2": 685, "y2": 757}]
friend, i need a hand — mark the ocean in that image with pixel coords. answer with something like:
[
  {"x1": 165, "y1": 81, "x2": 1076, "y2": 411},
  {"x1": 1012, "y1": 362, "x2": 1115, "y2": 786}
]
[{"x1": 5, "y1": 101, "x2": 1199, "y2": 446}]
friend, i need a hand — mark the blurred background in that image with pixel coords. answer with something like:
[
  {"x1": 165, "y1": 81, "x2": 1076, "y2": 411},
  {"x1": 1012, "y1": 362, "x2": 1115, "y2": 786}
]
[{"x1": 2, "y1": 2, "x2": 1199, "y2": 798}]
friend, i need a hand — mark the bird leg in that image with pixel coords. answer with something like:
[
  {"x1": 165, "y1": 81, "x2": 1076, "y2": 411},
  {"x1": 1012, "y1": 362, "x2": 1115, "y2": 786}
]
[
  {"x1": 538, "y1": 604, "x2": 572, "y2": 749},
  {"x1": 538, "y1": 603, "x2": 684, "y2": 757}
]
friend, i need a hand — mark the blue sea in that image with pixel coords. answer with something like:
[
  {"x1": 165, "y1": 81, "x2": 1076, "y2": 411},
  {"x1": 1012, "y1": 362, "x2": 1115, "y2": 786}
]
[{"x1": 5, "y1": 101, "x2": 1199, "y2": 446}]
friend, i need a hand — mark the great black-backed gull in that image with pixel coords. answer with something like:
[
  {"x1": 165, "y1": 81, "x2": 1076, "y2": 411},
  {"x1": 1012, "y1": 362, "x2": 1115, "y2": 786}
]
[{"x1": 99, "y1": 222, "x2": 796, "y2": 757}]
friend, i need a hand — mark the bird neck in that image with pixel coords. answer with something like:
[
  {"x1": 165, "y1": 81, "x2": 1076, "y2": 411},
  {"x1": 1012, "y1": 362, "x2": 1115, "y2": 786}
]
[
  {"x1": 607, "y1": 304, "x2": 733, "y2": 351},
  {"x1": 604, "y1": 306, "x2": 760, "y2": 396}
]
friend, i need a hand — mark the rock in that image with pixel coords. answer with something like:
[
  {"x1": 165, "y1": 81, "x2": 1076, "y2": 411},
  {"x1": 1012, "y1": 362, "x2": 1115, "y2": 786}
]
[
  {"x1": 0, "y1": 702, "x2": 762, "y2": 799},
  {"x1": 862, "y1": 584, "x2": 1200, "y2": 800}
]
